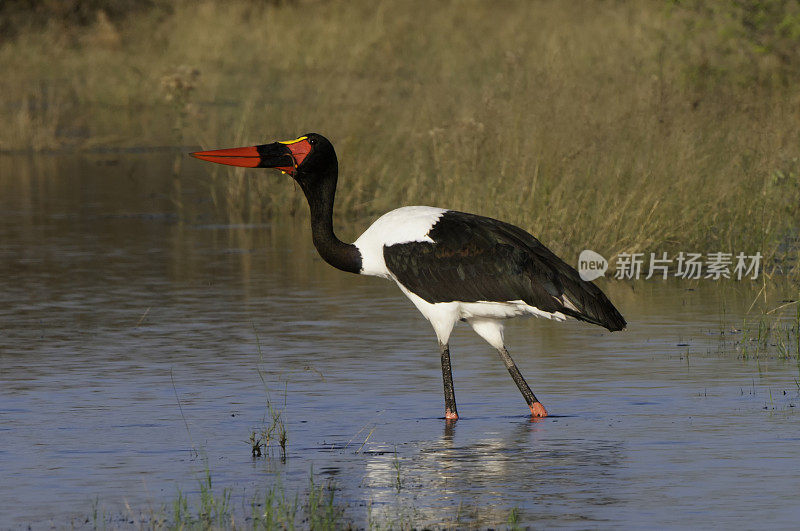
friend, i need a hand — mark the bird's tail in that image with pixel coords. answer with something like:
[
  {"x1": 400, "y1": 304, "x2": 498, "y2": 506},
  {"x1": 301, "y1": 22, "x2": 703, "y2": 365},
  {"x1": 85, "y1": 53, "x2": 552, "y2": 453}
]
[{"x1": 557, "y1": 274, "x2": 626, "y2": 332}]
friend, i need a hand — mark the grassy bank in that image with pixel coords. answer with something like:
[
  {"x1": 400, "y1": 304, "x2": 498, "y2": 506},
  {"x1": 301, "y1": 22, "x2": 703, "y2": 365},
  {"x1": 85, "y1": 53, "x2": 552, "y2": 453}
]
[{"x1": 2, "y1": 0, "x2": 799, "y2": 275}]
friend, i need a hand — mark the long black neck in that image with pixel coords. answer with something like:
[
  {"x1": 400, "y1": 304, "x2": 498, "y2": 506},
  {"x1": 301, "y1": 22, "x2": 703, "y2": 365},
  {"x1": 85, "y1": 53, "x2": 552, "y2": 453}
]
[{"x1": 298, "y1": 167, "x2": 362, "y2": 274}]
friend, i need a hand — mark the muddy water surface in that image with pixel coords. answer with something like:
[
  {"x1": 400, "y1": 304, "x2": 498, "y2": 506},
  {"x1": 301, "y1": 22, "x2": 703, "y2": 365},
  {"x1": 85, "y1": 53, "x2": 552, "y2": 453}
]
[{"x1": 1, "y1": 153, "x2": 799, "y2": 528}]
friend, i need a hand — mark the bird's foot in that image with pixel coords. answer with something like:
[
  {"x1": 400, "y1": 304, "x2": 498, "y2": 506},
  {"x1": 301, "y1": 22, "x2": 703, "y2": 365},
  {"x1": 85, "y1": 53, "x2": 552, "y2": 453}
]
[
  {"x1": 444, "y1": 409, "x2": 459, "y2": 421},
  {"x1": 529, "y1": 402, "x2": 548, "y2": 418}
]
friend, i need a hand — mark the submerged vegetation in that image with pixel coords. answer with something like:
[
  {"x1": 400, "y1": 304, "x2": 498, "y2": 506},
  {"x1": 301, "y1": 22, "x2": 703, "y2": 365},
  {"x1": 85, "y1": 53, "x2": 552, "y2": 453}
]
[
  {"x1": 88, "y1": 467, "x2": 347, "y2": 529},
  {"x1": 2, "y1": 1, "x2": 799, "y2": 277},
  {"x1": 87, "y1": 463, "x2": 533, "y2": 529},
  {"x1": 737, "y1": 300, "x2": 800, "y2": 361},
  {"x1": 251, "y1": 329, "x2": 288, "y2": 460}
]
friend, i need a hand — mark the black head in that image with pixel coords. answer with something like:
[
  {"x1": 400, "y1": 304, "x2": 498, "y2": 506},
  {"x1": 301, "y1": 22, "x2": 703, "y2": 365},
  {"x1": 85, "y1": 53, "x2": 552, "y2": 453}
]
[{"x1": 292, "y1": 133, "x2": 336, "y2": 178}]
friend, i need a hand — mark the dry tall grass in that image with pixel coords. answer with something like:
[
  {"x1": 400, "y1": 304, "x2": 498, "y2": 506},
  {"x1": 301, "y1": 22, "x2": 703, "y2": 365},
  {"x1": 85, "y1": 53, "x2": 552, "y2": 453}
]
[{"x1": 2, "y1": 0, "x2": 799, "y2": 275}]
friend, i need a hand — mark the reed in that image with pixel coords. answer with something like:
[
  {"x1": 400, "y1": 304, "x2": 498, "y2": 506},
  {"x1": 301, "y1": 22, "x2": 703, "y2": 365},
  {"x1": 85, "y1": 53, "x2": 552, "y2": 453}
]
[{"x1": 2, "y1": 0, "x2": 799, "y2": 274}]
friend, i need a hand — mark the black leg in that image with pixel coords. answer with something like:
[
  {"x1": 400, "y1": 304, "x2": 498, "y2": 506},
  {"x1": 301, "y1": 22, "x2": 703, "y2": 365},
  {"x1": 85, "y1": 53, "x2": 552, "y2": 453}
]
[
  {"x1": 497, "y1": 346, "x2": 548, "y2": 417},
  {"x1": 440, "y1": 342, "x2": 458, "y2": 420}
]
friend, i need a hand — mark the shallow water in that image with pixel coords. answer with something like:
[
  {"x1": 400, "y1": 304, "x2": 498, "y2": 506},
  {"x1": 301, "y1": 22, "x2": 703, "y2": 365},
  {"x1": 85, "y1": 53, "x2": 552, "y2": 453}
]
[{"x1": 1, "y1": 153, "x2": 799, "y2": 528}]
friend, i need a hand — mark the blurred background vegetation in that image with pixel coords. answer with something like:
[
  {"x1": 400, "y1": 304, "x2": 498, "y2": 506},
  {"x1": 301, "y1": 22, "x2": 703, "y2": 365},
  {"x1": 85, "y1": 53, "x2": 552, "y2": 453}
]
[{"x1": 1, "y1": 0, "x2": 798, "y2": 277}]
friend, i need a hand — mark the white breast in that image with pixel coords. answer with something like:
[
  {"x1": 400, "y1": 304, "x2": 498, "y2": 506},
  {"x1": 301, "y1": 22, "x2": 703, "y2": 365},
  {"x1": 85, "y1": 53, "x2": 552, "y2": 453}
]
[{"x1": 354, "y1": 206, "x2": 447, "y2": 277}]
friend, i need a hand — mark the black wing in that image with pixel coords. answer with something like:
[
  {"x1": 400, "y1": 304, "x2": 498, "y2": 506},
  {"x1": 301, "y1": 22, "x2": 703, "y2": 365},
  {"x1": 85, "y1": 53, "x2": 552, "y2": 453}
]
[{"x1": 383, "y1": 211, "x2": 626, "y2": 332}]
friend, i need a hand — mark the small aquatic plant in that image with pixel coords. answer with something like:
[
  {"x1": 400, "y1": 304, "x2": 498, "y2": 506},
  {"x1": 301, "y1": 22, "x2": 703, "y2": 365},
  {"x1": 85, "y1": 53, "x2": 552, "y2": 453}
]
[
  {"x1": 168, "y1": 463, "x2": 232, "y2": 529},
  {"x1": 508, "y1": 507, "x2": 521, "y2": 530},
  {"x1": 735, "y1": 298, "x2": 800, "y2": 362},
  {"x1": 251, "y1": 326, "x2": 288, "y2": 460},
  {"x1": 248, "y1": 401, "x2": 286, "y2": 460},
  {"x1": 170, "y1": 368, "x2": 199, "y2": 460},
  {"x1": 305, "y1": 471, "x2": 342, "y2": 531},
  {"x1": 393, "y1": 446, "x2": 403, "y2": 493}
]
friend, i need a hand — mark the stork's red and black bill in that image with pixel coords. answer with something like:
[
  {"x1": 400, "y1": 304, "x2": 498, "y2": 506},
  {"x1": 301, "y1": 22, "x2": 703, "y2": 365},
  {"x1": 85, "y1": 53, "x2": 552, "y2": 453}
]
[{"x1": 190, "y1": 136, "x2": 312, "y2": 174}]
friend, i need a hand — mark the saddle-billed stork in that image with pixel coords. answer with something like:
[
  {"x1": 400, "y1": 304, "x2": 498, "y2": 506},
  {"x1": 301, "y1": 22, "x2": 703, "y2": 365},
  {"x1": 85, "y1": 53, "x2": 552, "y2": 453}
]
[{"x1": 192, "y1": 133, "x2": 626, "y2": 419}]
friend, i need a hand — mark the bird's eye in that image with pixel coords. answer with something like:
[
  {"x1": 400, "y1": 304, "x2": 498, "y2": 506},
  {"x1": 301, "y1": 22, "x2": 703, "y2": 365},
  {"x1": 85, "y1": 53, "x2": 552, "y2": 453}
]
[{"x1": 308, "y1": 137, "x2": 316, "y2": 145}]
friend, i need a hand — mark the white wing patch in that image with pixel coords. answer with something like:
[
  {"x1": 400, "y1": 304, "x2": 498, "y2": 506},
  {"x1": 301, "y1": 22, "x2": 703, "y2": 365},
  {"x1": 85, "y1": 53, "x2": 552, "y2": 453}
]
[{"x1": 354, "y1": 206, "x2": 447, "y2": 277}]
